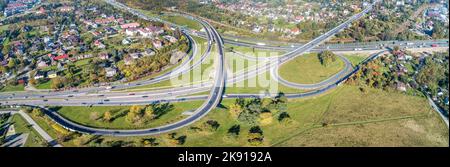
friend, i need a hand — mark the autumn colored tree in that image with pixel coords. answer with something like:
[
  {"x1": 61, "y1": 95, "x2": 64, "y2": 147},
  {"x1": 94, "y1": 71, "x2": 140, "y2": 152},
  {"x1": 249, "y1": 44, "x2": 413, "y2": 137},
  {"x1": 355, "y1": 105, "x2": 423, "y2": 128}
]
[{"x1": 103, "y1": 111, "x2": 112, "y2": 122}]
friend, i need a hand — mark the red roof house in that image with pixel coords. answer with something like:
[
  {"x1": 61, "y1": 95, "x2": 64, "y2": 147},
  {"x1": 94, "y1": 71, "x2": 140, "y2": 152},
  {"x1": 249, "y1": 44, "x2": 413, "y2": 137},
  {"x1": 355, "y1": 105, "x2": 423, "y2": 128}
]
[{"x1": 54, "y1": 54, "x2": 69, "y2": 61}]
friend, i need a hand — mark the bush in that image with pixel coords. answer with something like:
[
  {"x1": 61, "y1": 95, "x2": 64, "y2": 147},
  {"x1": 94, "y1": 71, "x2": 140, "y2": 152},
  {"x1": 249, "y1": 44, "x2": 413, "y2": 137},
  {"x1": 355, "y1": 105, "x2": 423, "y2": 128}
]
[
  {"x1": 227, "y1": 124, "x2": 241, "y2": 138},
  {"x1": 201, "y1": 120, "x2": 220, "y2": 132},
  {"x1": 247, "y1": 126, "x2": 264, "y2": 146},
  {"x1": 32, "y1": 108, "x2": 44, "y2": 117},
  {"x1": 51, "y1": 123, "x2": 70, "y2": 135},
  {"x1": 89, "y1": 112, "x2": 100, "y2": 121}
]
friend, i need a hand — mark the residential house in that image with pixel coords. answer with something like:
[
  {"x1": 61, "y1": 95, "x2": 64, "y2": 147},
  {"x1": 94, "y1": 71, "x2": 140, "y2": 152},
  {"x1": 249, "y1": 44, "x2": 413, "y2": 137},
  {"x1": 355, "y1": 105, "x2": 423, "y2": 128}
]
[
  {"x1": 291, "y1": 27, "x2": 300, "y2": 35},
  {"x1": 34, "y1": 71, "x2": 46, "y2": 80},
  {"x1": 121, "y1": 22, "x2": 140, "y2": 29},
  {"x1": 47, "y1": 71, "x2": 57, "y2": 79},
  {"x1": 99, "y1": 53, "x2": 109, "y2": 60},
  {"x1": 124, "y1": 55, "x2": 134, "y2": 65},
  {"x1": 147, "y1": 26, "x2": 164, "y2": 35},
  {"x1": 396, "y1": 82, "x2": 407, "y2": 92},
  {"x1": 130, "y1": 53, "x2": 141, "y2": 59},
  {"x1": 37, "y1": 60, "x2": 49, "y2": 69},
  {"x1": 164, "y1": 35, "x2": 178, "y2": 43},
  {"x1": 105, "y1": 67, "x2": 117, "y2": 77},
  {"x1": 94, "y1": 40, "x2": 106, "y2": 49},
  {"x1": 122, "y1": 38, "x2": 131, "y2": 45},
  {"x1": 143, "y1": 49, "x2": 156, "y2": 57},
  {"x1": 152, "y1": 40, "x2": 163, "y2": 49},
  {"x1": 125, "y1": 28, "x2": 139, "y2": 36},
  {"x1": 53, "y1": 54, "x2": 69, "y2": 61},
  {"x1": 59, "y1": 6, "x2": 73, "y2": 12}
]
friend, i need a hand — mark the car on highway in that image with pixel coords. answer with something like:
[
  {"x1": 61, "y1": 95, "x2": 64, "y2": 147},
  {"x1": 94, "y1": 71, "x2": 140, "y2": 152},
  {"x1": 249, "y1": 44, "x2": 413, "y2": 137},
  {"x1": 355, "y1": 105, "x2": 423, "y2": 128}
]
[
  {"x1": 142, "y1": 96, "x2": 149, "y2": 98},
  {"x1": 128, "y1": 93, "x2": 135, "y2": 95},
  {"x1": 98, "y1": 102, "x2": 104, "y2": 104},
  {"x1": 64, "y1": 99, "x2": 69, "y2": 101},
  {"x1": 43, "y1": 99, "x2": 48, "y2": 102},
  {"x1": 98, "y1": 94, "x2": 105, "y2": 97},
  {"x1": 104, "y1": 99, "x2": 110, "y2": 102},
  {"x1": 68, "y1": 95, "x2": 74, "y2": 98}
]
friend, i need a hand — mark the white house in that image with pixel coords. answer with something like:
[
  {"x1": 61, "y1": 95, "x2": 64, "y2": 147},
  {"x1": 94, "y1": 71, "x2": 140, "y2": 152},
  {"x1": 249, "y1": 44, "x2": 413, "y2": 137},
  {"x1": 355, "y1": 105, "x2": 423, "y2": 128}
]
[{"x1": 105, "y1": 67, "x2": 117, "y2": 77}]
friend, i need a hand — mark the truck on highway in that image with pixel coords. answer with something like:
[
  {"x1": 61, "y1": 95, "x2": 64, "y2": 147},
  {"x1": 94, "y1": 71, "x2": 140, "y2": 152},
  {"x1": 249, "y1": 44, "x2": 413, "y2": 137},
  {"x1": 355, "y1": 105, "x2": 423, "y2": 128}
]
[
  {"x1": 431, "y1": 44, "x2": 439, "y2": 47},
  {"x1": 256, "y1": 42, "x2": 266, "y2": 46}
]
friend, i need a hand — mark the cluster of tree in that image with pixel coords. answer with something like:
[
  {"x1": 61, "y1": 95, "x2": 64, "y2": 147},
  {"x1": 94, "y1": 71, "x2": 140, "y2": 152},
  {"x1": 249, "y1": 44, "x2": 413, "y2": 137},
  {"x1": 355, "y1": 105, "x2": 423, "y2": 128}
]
[
  {"x1": 416, "y1": 52, "x2": 448, "y2": 96},
  {"x1": 347, "y1": 50, "x2": 448, "y2": 102},
  {"x1": 117, "y1": 37, "x2": 189, "y2": 81},
  {"x1": 166, "y1": 132, "x2": 187, "y2": 145},
  {"x1": 140, "y1": 138, "x2": 159, "y2": 147},
  {"x1": 247, "y1": 126, "x2": 264, "y2": 146},
  {"x1": 125, "y1": 103, "x2": 174, "y2": 125},
  {"x1": 200, "y1": 120, "x2": 221, "y2": 132},
  {"x1": 229, "y1": 93, "x2": 290, "y2": 126},
  {"x1": 347, "y1": 56, "x2": 406, "y2": 90},
  {"x1": 0, "y1": 0, "x2": 7, "y2": 14},
  {"x1": 295, "y1": 20, "x2": 328, "y2": 40},
  {"x1": 431, "y1": 20, "x2": 449, "y2": 39},
  {"x1": 318, "y1": 50, "x2": 337, "y2": 67},
  {"x1": 226, "y1": 124, "x2": 241, "y2": 139}
]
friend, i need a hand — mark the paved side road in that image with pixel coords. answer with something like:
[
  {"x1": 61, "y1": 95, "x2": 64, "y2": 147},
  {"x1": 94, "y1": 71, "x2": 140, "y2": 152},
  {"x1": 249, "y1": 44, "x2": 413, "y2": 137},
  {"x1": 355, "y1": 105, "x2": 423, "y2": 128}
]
[
  {"x1": 426, "y1": 96, "x2": 449, "y2": 128},
  {"x1": 0, "y1": 110, "x2": 62, "y2": 147}
]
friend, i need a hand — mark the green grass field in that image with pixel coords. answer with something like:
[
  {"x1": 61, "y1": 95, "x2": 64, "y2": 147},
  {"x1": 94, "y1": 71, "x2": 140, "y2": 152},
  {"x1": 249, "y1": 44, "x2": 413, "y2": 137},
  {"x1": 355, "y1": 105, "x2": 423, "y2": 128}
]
[
  {"x1": 54, "y1": 101, "x2": 203, "y2": 130},
  {"x1": 0, "y1": 84, "x2": 25, "y2": 92},
  {"x1": 9, "y1": 114, "x2": 46, "y2": 147},
  {"x1": 278, "y1": 53, "x2": 344, "y2": 84},
  {"x1": 225, "y1": 71, "x2": 309, "y2": 94},
  {"x1": 161, "y1": 15, "x2": 203, "y2": 30},
  {"x1": 343, "y1": 54, "x2": 369, "y2": 66},
  {"x1": 86, "y1": 85, "x2": 447, "y2": 147},
  {"x1": 137, "y1": 9, "x2": 202, "y2": 30},
  {"x1": 0, "y1": 25, "x2": 8, "y2": 32},
  {"x1": 74, "y1": 58, "x2": 92, "y2": 67},
  {"x1": 34, "y1": 85, "x2": 449, "y2": 147},
  {"x1": 225, "y1": 44, "x2": 285, "y2": 57},
  {"x1": 35, "y1": 80, "x2": 52, "y2": 89},
  {"x1": 275, "y1": 86, "x2": 449, "y2": 146}
]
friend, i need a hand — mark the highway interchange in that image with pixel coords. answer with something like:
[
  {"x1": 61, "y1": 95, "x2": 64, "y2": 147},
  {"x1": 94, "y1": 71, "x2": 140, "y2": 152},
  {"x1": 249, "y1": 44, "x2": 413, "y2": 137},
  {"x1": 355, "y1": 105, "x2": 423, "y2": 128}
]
[{"x1": 0, "y1": 0, "x2": 448, "y2": 136}]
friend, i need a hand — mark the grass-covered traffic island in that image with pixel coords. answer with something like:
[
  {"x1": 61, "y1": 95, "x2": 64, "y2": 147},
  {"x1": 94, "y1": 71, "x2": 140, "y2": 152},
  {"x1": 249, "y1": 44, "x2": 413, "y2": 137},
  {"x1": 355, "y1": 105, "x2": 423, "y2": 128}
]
[
  {"x1": 278, "y1": 52, "x2": 345, "y2": 84},
  {"x1": 51, "y1": 101, "x2": 204, "y2": 130}
]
